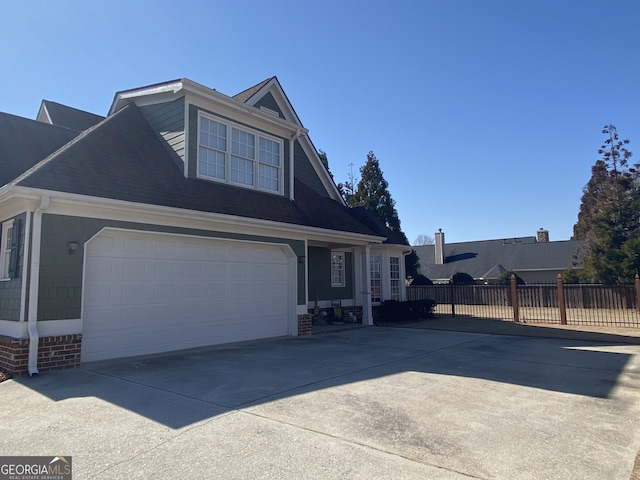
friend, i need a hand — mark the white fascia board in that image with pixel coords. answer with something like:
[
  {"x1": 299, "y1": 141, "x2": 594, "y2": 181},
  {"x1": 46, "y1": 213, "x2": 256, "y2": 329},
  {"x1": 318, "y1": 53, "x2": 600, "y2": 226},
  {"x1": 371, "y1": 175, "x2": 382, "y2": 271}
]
[
  {"x1": 182, "y1": 79, "x2": 306, "y2": 136},
  {"x1": 8, "y1": 186, "x2": 385, "y2": 246},
  {"x1": 243, "y1": 78, "x2": 303, "y2": 127},
  {"x1": 0, "y1": 193, "x2": 38, "y2": 221},
  {"x1": 36, "y1": 102, "x2": 52, "y2": 124},
  {"x1": 109, "y1": 80, "x2": 184, "y2": 114}
]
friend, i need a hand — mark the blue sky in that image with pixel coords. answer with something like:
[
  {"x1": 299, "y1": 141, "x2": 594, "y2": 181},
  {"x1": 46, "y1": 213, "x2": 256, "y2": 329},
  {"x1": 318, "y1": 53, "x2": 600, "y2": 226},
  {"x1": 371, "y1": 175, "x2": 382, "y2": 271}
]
[{"x1": 1, "y1": 0, "x2": 638, "y2": 243}]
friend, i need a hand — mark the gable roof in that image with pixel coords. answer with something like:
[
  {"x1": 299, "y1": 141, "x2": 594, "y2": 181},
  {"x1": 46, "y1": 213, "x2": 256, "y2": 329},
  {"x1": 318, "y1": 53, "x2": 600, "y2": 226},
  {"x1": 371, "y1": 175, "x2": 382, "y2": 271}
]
[
  {"x1": 10, "y1": 104, "x2": 391, "y2": 240},
  {"x1": 37, "y1": 100, "x2": 104, "y2": 131},
  {"x1": 414, "y1": 237, "x2": 582, "y2": 281},
  {"x1": 233, "y1": 77, "x2": 273, "y2": 104},
  {"x1": 0, "y1": 112, "x2": 80, "y2": 187}
]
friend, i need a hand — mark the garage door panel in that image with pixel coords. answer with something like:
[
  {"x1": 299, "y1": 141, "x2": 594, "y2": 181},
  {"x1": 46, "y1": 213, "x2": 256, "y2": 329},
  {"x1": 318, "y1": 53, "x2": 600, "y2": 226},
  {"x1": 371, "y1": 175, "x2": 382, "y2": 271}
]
[{"x1": 82, "y1": 230, "x2": 290, "y2": 362}]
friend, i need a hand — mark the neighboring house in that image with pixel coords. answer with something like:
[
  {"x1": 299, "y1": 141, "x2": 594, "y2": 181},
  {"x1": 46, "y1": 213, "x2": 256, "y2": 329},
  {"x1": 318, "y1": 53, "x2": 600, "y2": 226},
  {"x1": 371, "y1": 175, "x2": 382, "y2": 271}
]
[
  {"x1": 414, "y1": 229, "x2": 581, "y2": 284},
  {"x1": 0, "y1": 77, "x2": 410, "y2": 375}
]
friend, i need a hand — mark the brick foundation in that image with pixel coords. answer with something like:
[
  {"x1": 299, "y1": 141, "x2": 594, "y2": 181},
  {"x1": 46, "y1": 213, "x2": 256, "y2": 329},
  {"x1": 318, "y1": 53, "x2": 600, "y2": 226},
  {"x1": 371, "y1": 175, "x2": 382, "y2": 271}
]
[
  {"x1": 0, "y1": 334, "x2": 82, "y2": 376},
  {"x1": 297, "y1": 314, "x2": 312, "y2": 336}
]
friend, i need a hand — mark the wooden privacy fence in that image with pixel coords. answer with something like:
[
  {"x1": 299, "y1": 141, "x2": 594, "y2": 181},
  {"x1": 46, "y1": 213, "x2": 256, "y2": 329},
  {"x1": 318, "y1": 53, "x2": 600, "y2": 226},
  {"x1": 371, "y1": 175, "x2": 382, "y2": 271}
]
[{"x1": 406, "y1": 274, "x2": 640, "y2": 327}]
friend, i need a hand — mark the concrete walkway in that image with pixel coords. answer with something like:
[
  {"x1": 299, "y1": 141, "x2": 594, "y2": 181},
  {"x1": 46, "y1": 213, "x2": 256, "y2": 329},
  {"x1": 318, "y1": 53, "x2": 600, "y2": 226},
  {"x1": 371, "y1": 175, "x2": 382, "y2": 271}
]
[{"x1": 1, "y1": 327, "x2": 640, "y2": 479}]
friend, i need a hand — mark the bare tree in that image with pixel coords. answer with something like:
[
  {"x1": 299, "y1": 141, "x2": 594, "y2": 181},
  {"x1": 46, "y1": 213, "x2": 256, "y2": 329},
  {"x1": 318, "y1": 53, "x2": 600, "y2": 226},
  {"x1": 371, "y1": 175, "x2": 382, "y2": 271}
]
[{"x1": 413, "y1": 234, "x2": 434, "y2": 246}]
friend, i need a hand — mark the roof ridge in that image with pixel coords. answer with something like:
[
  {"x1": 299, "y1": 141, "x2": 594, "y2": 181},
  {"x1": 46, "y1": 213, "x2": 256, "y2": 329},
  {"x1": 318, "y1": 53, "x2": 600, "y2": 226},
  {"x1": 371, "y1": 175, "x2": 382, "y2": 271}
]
[
  {"x1": 232, "y1": 77, "x2": 275, "y2": 103},
  {"x1": 9, "y1": 106, "x2": 129, "y2": 187},
  {"x1": 42, "y1": 99, "x2": 103, "y2": 119}
]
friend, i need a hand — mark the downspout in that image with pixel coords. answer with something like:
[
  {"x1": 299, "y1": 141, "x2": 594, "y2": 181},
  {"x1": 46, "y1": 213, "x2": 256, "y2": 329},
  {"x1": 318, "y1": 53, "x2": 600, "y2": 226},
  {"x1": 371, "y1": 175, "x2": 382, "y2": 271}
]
[
  {"x1": 27, "y1": 195, "x2": 50, "y2": 376},
  {"x1": 289, "y1": 129, "x2": 301, "y2": 200}
]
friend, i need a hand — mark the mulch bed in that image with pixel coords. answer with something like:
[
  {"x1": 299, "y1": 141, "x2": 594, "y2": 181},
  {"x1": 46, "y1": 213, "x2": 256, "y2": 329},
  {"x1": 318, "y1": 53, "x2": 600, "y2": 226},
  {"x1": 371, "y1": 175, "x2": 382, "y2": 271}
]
[{"x1": 0, "y1": 370, "x2": 12, "y2": 384}]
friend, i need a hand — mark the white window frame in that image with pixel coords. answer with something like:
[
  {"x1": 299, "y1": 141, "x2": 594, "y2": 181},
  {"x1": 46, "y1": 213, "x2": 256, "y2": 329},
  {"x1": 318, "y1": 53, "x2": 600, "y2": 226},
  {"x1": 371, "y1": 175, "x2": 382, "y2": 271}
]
[
  {"x1": 331, "y1": 251, "x2": 345, "y2": 287},
  {"x1": 370, "y1": 254, "x2": 382, "y2": 303},
  {"x1": 0, "y1": 219, "x2": 14, "y2": 280},
  {"x1": 197, "y1": 111, "x2": 284, "y2": 194},
  {"x1": 390, "y1": 256, "x2": 400, "y2": 301}
]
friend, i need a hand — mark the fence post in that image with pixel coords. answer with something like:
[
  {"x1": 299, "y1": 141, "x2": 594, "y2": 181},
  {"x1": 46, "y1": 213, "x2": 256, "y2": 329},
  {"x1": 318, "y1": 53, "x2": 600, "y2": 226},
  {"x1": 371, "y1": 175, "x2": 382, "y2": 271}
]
[
  {"x1": 510, "y1": 274, "x2": 519, "y2": 323},
  {"x1": 557, "y1": 273, "x2": 567, "y2": 325},
  {"x1": 449, "y1": 277, "x2": 455, "y2": 317},
  {"x1": 635, "y1": 274, "x2": 640, "y2": 317}
]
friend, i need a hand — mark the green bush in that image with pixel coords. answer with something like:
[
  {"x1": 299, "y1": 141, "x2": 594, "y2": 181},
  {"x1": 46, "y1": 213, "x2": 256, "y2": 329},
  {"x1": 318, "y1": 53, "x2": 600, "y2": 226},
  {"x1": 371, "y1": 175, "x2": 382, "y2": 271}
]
[
  {"x1": 495, "y1": 270, "x2": 525, "y2": 285},
  {"x1": 452, "y1": 272, "x2": 475, "y2": 285},
  {"x1": 379, "y1": 299, "x2": 436, "y2": 322},
  {"x1": 410, "y1": 274, "x2": 433, "y2": 285}
]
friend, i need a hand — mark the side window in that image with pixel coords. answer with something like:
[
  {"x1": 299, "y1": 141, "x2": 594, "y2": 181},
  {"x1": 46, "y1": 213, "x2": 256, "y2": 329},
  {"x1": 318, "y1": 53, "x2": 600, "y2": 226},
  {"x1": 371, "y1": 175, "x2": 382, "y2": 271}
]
[
  {"x1": 390, "y1": 256, "x2": 400, "y2": 301},
  {"x1": 331, "y1": 252, "x2": 345, "y2": 287},
  {"x1": 0, "y1": 220, "x2": 14, "y2": 279},
  {"x1": 370, "y1": 254, "x2": 382, "y2": 302}
]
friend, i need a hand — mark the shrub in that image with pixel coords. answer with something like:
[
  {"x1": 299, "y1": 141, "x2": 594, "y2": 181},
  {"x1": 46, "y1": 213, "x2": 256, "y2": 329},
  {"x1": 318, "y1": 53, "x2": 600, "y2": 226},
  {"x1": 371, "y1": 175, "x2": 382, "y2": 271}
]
[
  {"x1": 495, "y1": 270, "x2": 525, "y2": 285},
  {"x1": 379, "y1": 299, "x2": 436, "y2": 323},
  {"x1": 452, "y1": 272, "x2": 475, "y2": 285},
  {"x1": 411, "y1": 274, "x2": 433, "y2": 285}
]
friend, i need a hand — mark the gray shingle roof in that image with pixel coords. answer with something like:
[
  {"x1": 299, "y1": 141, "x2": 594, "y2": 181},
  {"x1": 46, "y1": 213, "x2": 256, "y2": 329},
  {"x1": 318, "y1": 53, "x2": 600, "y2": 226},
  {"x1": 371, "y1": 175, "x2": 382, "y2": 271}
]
[
  {"x1": 40, "y1": 100, "x2": 104, "y2": 131},
  {"x1": 0, "y1": 112, "x2": 80, "y2": 187},
  {"x1": 414, "y1": 237, "x2": 582, "y2": 281},
  {"x1": 8, "y1": 104, "x2": 405, "y2": 243}
]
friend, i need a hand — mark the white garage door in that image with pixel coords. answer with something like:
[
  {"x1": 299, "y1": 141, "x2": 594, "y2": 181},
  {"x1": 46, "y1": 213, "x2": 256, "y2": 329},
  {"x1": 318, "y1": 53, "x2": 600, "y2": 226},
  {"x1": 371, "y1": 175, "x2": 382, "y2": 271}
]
[{"x1": 82, "y1": 229, "x2": 291, "y2": 362}]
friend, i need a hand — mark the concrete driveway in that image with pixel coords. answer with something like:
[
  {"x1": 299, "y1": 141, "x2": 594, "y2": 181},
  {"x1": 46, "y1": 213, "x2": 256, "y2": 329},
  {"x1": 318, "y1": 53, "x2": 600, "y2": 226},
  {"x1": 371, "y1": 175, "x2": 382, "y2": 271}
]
[{"x1": 1, "y1": 327, "x2": 640, "y2": 479}]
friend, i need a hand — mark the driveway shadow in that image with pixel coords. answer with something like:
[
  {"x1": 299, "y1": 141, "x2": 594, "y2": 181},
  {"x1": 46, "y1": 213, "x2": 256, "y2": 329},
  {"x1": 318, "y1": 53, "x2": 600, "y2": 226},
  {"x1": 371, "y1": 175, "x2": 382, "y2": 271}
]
[{"x1": 7, "y1": 327, "x2": 640, "y2": 429}]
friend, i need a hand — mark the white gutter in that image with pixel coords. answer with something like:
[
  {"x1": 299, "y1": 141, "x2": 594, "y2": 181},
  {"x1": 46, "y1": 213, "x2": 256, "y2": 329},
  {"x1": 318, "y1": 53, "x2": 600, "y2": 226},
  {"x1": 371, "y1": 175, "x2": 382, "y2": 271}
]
[
  {"x1": 27, "y1": 195, "x2": 50, "y2": 376},
  {"x1": 289, "y1": 129, "x2": 302, "y2": 200}
]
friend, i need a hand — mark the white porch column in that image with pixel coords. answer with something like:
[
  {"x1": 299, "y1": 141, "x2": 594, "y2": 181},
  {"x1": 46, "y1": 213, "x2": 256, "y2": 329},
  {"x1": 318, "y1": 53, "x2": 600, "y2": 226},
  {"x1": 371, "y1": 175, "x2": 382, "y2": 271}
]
[{"x1": 360, "y1": 244, "x2": 373, "y2": 325}]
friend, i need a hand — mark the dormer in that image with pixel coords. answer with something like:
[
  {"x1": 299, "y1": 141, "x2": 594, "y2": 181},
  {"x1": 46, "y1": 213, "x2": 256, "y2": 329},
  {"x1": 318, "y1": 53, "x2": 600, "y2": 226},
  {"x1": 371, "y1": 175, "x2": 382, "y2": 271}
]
[{"x1": 109, "y1": 78, "x2": 343, "y2": 203}]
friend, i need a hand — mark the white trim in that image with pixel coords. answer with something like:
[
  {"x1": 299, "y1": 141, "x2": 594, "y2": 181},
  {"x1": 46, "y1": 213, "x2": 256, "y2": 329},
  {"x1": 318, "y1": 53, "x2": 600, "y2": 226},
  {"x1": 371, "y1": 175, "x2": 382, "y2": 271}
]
[
  {"x1": 37, "y1": 319, "x2": 82, "y2": 337},
  {"x1": 0, "y1": 319, "x2": 25, "y2": 338},
  {"x1": 110, "y1": 79, "x2": 306, "y2": 135},
  {"x1": 183, "y1": 100, "x2": 190, "y2": 178},
  {"x1": 5, "y1": 186, "x2": 387, "y2": 245}
]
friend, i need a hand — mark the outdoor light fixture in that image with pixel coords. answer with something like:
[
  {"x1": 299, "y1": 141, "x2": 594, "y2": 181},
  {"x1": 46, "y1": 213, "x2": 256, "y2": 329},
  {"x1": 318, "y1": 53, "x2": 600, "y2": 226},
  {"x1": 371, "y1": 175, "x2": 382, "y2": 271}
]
[
  {"x1": 67, "y1": 241, "x2": 79, "y2": 254},
  {"x1": 298, "y1": 255, "x2": 306, "y2": 264}
]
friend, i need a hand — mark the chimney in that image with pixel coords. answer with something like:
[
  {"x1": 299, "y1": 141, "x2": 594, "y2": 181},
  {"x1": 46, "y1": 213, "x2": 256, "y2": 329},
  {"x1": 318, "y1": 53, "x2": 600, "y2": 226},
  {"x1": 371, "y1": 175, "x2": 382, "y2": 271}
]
[
  {"x1": 434, "y1": 229, "x2": 445, "y2": 264},
  {"x1": 537, "y1": 228, "x2": 549, "y2": 243}
]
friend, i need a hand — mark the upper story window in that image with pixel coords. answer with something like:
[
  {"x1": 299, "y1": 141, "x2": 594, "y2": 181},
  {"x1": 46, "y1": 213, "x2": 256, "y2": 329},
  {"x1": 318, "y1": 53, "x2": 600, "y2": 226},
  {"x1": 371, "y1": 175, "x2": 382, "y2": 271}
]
[
  {"x1": 198, "y1": 112, "x2": 283, "y2": 194},
  {"x1": 331, "y1": 252, "x2": 345, "y2": 287},
  {"x1": 0, "y1": 220, "x2": 15, "y2": 279}
]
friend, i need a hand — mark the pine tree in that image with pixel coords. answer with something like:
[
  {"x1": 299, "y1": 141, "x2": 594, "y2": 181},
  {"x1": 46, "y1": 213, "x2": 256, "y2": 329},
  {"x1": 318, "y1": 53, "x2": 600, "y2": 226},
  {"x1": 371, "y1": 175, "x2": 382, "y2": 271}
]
[
  {"x1": 349, "y1": 151, "x2": 402, "y2": 230},
  {"x1": 350, "y1": 151, "x2": 420, "y2": 278},
  {"x1": 573, "y1": 125, "x2": 640, "y2": 283}
]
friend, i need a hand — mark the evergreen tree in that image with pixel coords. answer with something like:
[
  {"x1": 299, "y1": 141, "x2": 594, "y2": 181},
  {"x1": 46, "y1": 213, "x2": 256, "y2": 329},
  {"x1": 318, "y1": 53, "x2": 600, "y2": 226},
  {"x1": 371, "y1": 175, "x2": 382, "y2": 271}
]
[
  {"x1": 350, "y1": 151, "x2": 420, "y2": 278},
  {"x1": 349, "y1": 151, "x2": 402, "y2": 230},
  {"x1": 573, "y1": 125, "x2": 640, "y2": 283}
]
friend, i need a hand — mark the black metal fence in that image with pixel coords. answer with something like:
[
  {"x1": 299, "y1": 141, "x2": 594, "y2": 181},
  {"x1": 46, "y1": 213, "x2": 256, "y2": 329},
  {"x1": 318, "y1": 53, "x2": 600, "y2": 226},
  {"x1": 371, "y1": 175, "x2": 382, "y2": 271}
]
[{"x1": 407, "y1": 275, "x2": 640, "y2": 327}]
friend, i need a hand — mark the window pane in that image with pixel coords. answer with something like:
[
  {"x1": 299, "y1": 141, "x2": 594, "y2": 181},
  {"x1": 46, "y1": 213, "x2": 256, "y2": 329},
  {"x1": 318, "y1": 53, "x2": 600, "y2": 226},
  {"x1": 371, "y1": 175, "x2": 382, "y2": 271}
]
[
  {"x1": 199, "y1": 146, "x2": 225, "y2": 179},
  {"x1": 200, "y1": 118, "x2": 226, "y2": 150},
  {"x1": 232, "y1": 128, "x2": 255, "y2": 159},
  {"x1": 259, "y1": 137, "x2": 280, "y2": 166},
  {"x1": 231, "y1": 155, "x2": 254, "y2": 185},
  {"x1": 259, "y1": 164, "x2": 279, "y2": 191}
]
